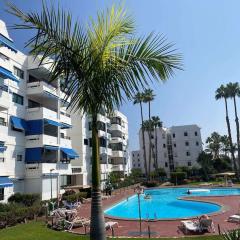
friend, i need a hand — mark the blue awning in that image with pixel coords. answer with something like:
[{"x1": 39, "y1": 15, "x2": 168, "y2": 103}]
[
  {"x1": 0, "y1": 146, "x2": 7, "y2": 153},
  {"x1": 61, "y1": 147, "x2": 79, "y2": 159},
  {"x1": 0, "y1": 177, "x2": 13, "y2": 187},
  {"x1": 0, "y1": 66, "x2": 19, "y2": 82},
  {"x1": 44, "y1": 119, "x2": 61, "y2": 127},
  {"x1": 11, "y1": 116, "x2": 28, "y2": 131},
  {"x1": 0, "y1": 34, "x2": 18, "y2": 53},
  {"x1": 25, "y1": 148, "x2": 42, "y2": 163},
  {"x1": 60, "y1": 122, "x2": 72, "y2": 129},
  {"x1": 44, "y1": 145, "x2": 59, "y2": 151}
]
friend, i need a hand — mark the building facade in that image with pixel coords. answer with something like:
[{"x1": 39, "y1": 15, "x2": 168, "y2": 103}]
[
  {"x1": 70, "y1": 110, "x2": 130, "y2": 190},
  {"x1": 132, "y1": 124, "x2": 203, "y2": 176},
  {"x1": 0, "y1": 20, "x2": 79, "y2": 202}
]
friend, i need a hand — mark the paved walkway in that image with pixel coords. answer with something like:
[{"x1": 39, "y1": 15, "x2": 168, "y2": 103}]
[{"x1": 72, "y1": 188, "x2": 240, "y2": 238}]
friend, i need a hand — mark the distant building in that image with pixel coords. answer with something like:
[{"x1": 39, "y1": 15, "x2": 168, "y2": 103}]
[
  {"x1": 69, "y1": 110, "x2": 130, "y2": 190},
  {"x1": 131, "y1": 124, "x2": 203, "y2": 176}
]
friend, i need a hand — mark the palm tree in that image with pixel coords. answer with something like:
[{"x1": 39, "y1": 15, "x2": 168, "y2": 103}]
[
  {"x1": 142, "y1": 119, "x2": 154, "y2": 178},
  {"x1": 8, "y1": 3, "x2": 182, "y2": 239},
  {"x1": 133, "y1": 92, "x2": 148, "y2": 177},
  {"x1": 205, "y1": 132, "x2": 222, "y2": 159},
  {"x1": 143, "y1": 89, "x2": 155, "y2": 179},
  {"x1": 221, "y1": 135, "x2": 231, "y2": 156},
  {"x1": 215, "y1": 85, "x2": 238, "y2": 178},
  {"x1": 151, "y1": 116, "x2": 162, "y2": 169},
  {"x1": 227, "y1": 82, "x2": 240, "y2": 171}
]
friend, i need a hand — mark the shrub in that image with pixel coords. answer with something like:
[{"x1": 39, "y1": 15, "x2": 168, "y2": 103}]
[
  {"x1": 141, "y1": 181, "x2": 159, "y2": 188},
  {"x1": 170, "y1": 172, "x2": 187, "y2": 185},
  {"x1": 62, "y1": 192, "x2": 88, "y2": 203},
  {"x1": 8, "y1": 193, "x2": 40, "y2": 207}
]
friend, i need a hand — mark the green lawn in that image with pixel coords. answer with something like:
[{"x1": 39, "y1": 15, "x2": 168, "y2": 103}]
[{"x1": 0, "y1": 221, "x2": 223, "y2": 240}]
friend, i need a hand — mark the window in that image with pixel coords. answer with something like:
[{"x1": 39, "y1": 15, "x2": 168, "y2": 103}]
[
  {"x1": 164, "y1": 152, "x2": 167, "y2": 158},
  {"x1": 174, "y1": 143, "x2": 176, "y2": 147},
  {"x1": 0, "y1": 188, "x2": 4, "y2": 201},
  {"x1": 132, "y1": 154, "x2": 134, "y2": 157},
  {"x1": 185, "y1": 141, "x2": 189, "y2": 146},
  {"x1": 195, "y1": 131, "x2": 198, "y2": 136},
  {"x1": 133, "y1": 164, "x2": 135, "y2": 167},
  {"x1": 16, "y1": 154, "x2": 23, "y2": 161},
  {"x1": 184, "y1": 132, "x2": 188, "y2": 136},
  {"x1": 172, "y1": 133, "x2": 175, "y2": 138},
  {"x1": 162, "y1": 133, "x2": 166, "y2": 139},
  {"x1": 151, "y1": 135, "x2": 154, "y2": 139},
  {"x1": 0, "y1": 117, "x2": 6, "y2": 126},
  {"x1": 89, "y1": 138, "x2": 92, "y2": 147},
  {"x1": 138, "y1": 158, "x2": 140, "y2": 162},
  {"x1": 165, "y1": 162, "x2": 168, "y2": 167},
  {"x1": 138, "y1": 164, "x2": 140, "y2": 167},
  {"x1": 84, "y1": 138, "x2": 88, "y2": 145},
  {"x1": 163, "y1": 144, "x2": 166, "y2": 148},
  {"x1": 12, "y1": 93, "x2": 24, "y2": 105},
  {"x1": 186, "y1": 151, "x2": 190, "y2": 156},
  {"x1": 196, "y1": 141, "x2": 199, "y2": 146},
  {"x1": 14, "y1": 66, "x2": 24, "y2": 79},
  {"x1": 188, "y1": 161, "x2": 192, "y2": 166}
]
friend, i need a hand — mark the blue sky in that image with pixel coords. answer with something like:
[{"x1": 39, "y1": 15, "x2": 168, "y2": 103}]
[{"x1": 1, "y1": 0, "x2": 240, "y2": 151}]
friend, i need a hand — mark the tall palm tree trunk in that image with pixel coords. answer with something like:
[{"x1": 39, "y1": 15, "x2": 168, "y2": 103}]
[
  {"x1": 90, "y1": 113, "x2": 106, "y2": 240},
  {"x1": 225, "y1": 98, "x2": 239, "y2": 179},
  {"x1": 155, "y1": 127, "x2": 158, "y2": 169},
  {"x1": 233, "y1": 96, "x2": 240, "y2": 174},
  {"x1": 140, "y1": 102, "x2": 148, "y2": 178},
  {"x1": 148, "y1": 101, "x2": 152, "y2": 180}
]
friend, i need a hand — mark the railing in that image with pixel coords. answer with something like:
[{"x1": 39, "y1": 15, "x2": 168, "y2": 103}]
[
  {"x1": 61, "y1": 135, "x2": 71, "y2": 140},
  {"x1": 0, "y1": 85, "x2": 8, "y2": 92},
  {"x1": 60, "y1": 111, "x2": 70, "y2": 118}
]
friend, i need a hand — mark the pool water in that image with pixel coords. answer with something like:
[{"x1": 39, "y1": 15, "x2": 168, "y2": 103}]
[{"x1": 104, "y1": 188, "x2": 240, "y2": 220}]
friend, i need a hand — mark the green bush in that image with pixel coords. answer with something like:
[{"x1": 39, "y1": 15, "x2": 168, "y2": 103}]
[
  {"x1": 170, "y1": 172, "x2": 187, "y2": 185},
  {"x1": 62, "y1": 192, "x2": 88, "y2": 203},
  {"x1": 141, "y1": 181, "x2": 159, "y2": 188},
  {"x1": 8, "y1": 193, "x2": 40, "y2": 207}
]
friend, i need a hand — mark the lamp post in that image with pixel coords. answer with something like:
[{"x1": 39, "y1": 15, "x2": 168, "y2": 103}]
[{"x1": 136, "y1": 187, "x2": 142, "y2": 235}]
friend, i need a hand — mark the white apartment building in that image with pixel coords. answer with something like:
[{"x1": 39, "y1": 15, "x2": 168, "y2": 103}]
[
  {"x1": 0, "y1": 20, "x2": 79, "y2": 202},
  {"x1": 70, "y1": 110, "x2": 130, "y2": 190},
  {"x1": 132, "y1": 124, "x2": 203, "y2": 176}
]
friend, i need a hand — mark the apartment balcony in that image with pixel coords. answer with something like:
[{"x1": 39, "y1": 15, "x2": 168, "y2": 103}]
[
  {"x1": 111, "y1": 150, "x2": 124, "y2": 158},
  {"x1": 26, "y1": 134, "x2": 58, "y2": 148},
  {"x1": 60, "y1": 111, "x2": 71, "y2": 126},
  {"x1": 111, "y1": 164, "x2": 124, "y2": 172},
  {"x1": 110, "y1": 137, "x2": 123, "y2": 143},
  {"x1": 25, "y1": 162, "x2": 72, "y2": 178},
  {"x1": 100, "y1": 147, "x2": 112, "y2": 156},
  {"x1": 27, "y1": 81, "x2": 58, "y2": 99},
  {"x1": 110, "y1": 123, "x2": 122, "y2": 132},
  {"x1": 0, "y1": 85, "x2": 10, "y2": 111},
  {"x1": 60, "y1": 136, "x2": 71, "y2": 148},
  {"x1": 0, "y1": 56, "x2": 11, "y2": 71},
  {"x1": 0, "y1": 121, "x2": 8, "y2": 141},
  {"x1": 26, "y1": 107, "x2": 58, "y2": 122}
]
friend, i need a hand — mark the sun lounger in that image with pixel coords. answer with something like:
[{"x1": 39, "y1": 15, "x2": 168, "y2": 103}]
[
  {"x1": 105, "y1": 221, "x2": 118, "y2": 230},
  {"x1": 181, "y1": 219, "x2": 214, "y2": 234},
  {"x1": 65, "y1": 217, "x2": 90, "y2": 230},
  {"x1": 228, "y1": 214, "x2": 240, "y2": 222},
  {"x1": 63, "y1": 200, "x2": 81, "y2": 210}
]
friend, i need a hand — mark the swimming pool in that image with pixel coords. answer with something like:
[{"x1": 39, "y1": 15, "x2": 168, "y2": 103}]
[{"x1": 104, "y1": 188, "x2": 240, "y2": 220}]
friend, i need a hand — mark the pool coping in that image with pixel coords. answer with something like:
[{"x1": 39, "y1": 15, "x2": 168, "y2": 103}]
[{"x1": 104, "y1": 186, "x2": 235, "y2": 221}]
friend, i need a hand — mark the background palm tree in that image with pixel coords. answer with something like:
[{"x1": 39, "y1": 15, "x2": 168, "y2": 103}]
[
  {"x1": 215, "y1": 85, "x2": 238, "y2": 178},
  {"x1": 221, "y1": 135, "x2": 231, "y2": 156},
  {"x1": 227, "y1": 82, "x2": 240, "y2": 171},
  {"x1": 9, "y1": 3, "x2": 182, "y2": 239},
  {"x1": 205, "y1": 131, "x2": 222, "y2": 159},
  {"x1": 143, "y1": 89, "x2": 155, "y2": 179},
  {"x1": 142, "y1": 119, "x2": 154, "y2": 178},
  {"x1": 133, "y1": 92, "x2": 148, "y2": 176},
  {"x1": 152, "y1": 116, "x2": 162, "y2": 170}
]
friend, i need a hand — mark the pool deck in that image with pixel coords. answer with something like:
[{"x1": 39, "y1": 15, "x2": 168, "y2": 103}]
[{"x1": 72, "y1": 187, "x2": 240, "y2": 238}]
